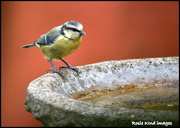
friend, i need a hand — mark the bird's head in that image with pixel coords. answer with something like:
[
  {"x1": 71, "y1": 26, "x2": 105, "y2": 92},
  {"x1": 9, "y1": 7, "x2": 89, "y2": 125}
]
[{"x1": 60, "y1": 21, "x2": 86, "y2": 40}]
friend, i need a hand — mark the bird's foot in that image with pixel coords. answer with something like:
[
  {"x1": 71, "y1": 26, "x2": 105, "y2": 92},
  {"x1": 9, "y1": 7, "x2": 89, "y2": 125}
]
[
  {"x1": 47, "y1": 68, "x2": 63, "y2": 76},
  {"x1": 59, "y1": 66, "x2": 79, "y2": 73}
]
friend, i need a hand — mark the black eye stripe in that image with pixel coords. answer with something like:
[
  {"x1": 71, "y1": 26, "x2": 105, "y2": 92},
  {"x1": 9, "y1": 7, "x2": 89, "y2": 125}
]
[
  {"x1": 60, "y1": 25, "x2": 81, "y2": 36},
  {"x1": 65, "y1": 26, "x2": 81, "y2": 33}
]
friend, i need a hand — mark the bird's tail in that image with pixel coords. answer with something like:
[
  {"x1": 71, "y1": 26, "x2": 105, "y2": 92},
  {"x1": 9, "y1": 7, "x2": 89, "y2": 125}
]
[{"x1": 21, "y1": 43, "x2": 36, "y2": 48}]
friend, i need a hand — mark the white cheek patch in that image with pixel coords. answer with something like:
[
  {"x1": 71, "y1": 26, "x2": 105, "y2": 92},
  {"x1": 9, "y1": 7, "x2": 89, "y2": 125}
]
[
  {"x1": 73, "y1": 31, "x2": 80, "y2": 36},
  {"x1": 64, "y1": 30, "x2": 80, "y2": 39},
  {"x1": 64, "y1": 31, "x2": 72, "y2": 38}
]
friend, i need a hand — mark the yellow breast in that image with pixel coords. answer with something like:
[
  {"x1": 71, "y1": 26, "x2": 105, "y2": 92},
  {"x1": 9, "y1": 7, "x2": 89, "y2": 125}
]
[{"x1": 39, "y1": 36, "x2": 82, "y2": 60}]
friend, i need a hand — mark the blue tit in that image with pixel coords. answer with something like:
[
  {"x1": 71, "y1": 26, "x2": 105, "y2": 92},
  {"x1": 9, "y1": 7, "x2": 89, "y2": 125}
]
[{"x1": 21, "y1": 21, "x2": 86, "y2": 75}]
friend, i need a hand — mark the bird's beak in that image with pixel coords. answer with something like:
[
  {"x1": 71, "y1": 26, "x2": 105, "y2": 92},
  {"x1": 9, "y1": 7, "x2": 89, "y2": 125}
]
[{"x1": 80, "y1": 30, "x2": 86, "y2": 35}]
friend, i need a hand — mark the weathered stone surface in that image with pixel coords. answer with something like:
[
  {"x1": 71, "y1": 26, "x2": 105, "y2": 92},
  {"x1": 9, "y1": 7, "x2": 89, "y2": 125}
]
[{"x1": 25, "y1": 57, "x2": 179, "y2": 127}]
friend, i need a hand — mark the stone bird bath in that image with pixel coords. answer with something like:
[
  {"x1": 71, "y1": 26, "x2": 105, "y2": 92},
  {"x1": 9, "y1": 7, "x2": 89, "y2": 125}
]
[{"x1": 25, "y1": 57, "x2": 179, "y2": 127}]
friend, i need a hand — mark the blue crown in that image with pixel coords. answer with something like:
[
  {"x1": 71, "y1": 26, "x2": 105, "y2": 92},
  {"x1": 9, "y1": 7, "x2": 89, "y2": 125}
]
[{"x1": 68, "y1": 21, "x2": 80, "y2": 27}]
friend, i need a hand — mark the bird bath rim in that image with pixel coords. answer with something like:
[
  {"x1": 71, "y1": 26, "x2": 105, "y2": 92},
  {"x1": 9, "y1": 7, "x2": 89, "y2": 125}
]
[{"x1": 25, "y1": 57, "x2": 179, "y2": 127}]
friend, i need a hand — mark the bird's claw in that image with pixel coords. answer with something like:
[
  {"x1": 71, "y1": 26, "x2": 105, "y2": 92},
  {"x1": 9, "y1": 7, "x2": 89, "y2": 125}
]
[
  {"x1": 47, "y1": 68, "x2": 63, "y2": 76},
  {"x1": 59, "y1": 66, "x2": 79, "y2": 73}
]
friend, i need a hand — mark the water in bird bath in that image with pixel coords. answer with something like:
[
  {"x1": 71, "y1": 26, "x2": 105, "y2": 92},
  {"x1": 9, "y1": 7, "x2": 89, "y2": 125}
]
[{"x1": 70, "y1": 84, "x2": 179, "y2": 111}]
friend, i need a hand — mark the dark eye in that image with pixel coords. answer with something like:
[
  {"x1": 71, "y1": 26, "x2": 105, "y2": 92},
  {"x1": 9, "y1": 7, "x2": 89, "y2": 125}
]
[
  {"x1": 66, "y1": 27, "x2": 80, "y2": 33},
  {"x1": 70, "y1": 28, "x2": 78, "y2": 31}
]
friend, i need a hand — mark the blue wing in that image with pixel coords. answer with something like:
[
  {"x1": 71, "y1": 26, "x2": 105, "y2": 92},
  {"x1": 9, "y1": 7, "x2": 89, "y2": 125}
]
[{"x1": 36, "y1": 26, "x2": 62, "y2": 46}]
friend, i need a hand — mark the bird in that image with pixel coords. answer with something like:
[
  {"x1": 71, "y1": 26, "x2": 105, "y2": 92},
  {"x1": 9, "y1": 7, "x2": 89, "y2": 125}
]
[{"x1": 21, "y1": 21, "x2": 86, "y2": 76}]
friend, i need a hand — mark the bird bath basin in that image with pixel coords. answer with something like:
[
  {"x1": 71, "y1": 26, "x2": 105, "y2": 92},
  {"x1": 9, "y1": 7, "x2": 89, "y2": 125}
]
[{"x1": 25, "y1": 57, "x2": 179, "y2": 127}]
